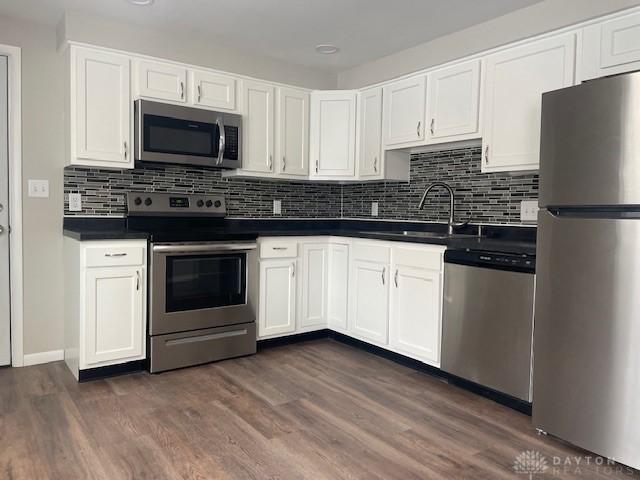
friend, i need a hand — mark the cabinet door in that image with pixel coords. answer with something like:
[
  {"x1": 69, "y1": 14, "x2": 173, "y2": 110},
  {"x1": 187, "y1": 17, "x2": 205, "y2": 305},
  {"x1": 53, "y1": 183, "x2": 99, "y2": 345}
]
[
  {"x1": 84, "y1": 266, "x2": 144, "y2": 366},
  {"x1": 276, "y1": 87, "x2": 309, "y2": 176},
  {"x1": 192, "y1": 70, "x2": 236, "y2": 110},
  {"x1": 241, "y1": 80, "x2": 275, "y2": 173},
  {"x1": 483, "y1": 33, "x2": 576, "y2": 172},
  {"x1": 427, "y1": 60, "x2": 481, "y2": 142},
  {"x1": 383, "y1": 75, "x2": 426, "y2": 147},
  {"x1": 300, "y1": 244, "x2": 327, "y2": 329},
  {"x1": 358, "y1": 87, "x2": 383, "y2": 179},
  {"x1": 327, "y1": 243, "x2": 349, "y2": 331},
  {"x1": 74, "y1": 48, "x2": 132, "y2": 168},
  {"x1": 389, "y1": 264, "x2": 442, "y2": 366},
  {"x1": 310, "y1": 91, "x2": 357, "y2": 177},
  {"x1": 136, "y1": 59, "x2": 187, "y2": 102},
  {"x1": 258, "y1": 259, "x2": 297, "y2": 338},
  {"x1": 349, "y1": 260, "x2": 389, "y2": 344},
  {"x1": 582, "y1": 12, "x2": 640, "y2": 81}
]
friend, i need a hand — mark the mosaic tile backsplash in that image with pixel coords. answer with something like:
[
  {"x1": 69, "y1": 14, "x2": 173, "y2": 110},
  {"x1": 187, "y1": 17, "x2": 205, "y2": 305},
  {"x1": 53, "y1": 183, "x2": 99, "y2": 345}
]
[{"x1": 64, "y1": 146, "x2": 539, "y2": 224}]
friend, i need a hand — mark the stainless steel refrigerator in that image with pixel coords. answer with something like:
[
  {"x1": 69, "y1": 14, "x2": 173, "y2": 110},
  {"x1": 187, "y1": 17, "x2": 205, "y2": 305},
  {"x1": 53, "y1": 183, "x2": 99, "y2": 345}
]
[{"x1": 534, "y1": 71, "x2": 640, "y2": 469}]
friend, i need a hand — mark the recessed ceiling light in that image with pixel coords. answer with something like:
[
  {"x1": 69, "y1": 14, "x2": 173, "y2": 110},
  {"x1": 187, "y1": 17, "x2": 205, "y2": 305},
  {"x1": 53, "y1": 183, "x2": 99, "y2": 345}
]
[
  {"x1": 127, "y1": 0, "x2": 154, "y2": 5},
  {"x1": 315, "y1": 44, "x2": 339, "y2": 55}
]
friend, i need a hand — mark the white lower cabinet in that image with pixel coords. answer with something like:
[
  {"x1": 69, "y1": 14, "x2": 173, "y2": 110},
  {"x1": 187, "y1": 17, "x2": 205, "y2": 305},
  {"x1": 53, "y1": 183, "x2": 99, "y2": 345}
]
[
  {"x1": 299, "y1": 243, "x2": 328, "y2": 330},
  {"x1": 349, "y1": 259, "x2": 390, "y2": 344},
  {"x1": 64, "y1": 239, "x2": 147, "y2": 380},
  {"x1": 327, "y1": 243, "x2": 349, "y2": 331},
  {"x1": 258, "y1": 258, "x2": 297, "y2": 338}
]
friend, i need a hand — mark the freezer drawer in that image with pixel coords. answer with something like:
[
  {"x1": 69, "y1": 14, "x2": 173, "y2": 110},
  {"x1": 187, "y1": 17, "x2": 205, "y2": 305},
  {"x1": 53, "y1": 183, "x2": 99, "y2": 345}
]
[
  {"x1": 534, "y1": 210, "x2": 640, "y2": 469},
  {"x1": 442, "y1": 263, "x2": 534, "y2": 401}
]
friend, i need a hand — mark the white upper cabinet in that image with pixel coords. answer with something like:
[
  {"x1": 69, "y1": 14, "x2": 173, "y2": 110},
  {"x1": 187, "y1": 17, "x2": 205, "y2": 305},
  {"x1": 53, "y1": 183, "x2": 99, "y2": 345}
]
[
  {"x1": 482, "y1": 33, "x2": 576, "y2": 173},
  {"x1": 426, "y1": 59, "x2": 481, "y2": 143},
  {"x1": 582, "y1": 10, "x2": 640, "y2": 81},
  {"x1": 310, "y1": 91, "x2": 357, "y2": 178},
  {"x1": 72, "y1": 48, "x2": 132, "y2": 169},
  {"x1": 357, "y1": 87, "x2": 383, "y2": 179},
  {"x1": 241, "y1": 80, "x2": 275, "y2": 173},
  {"x1": 276, "y1": 87, "x2": 310, "y2": 176},
  {"x1": 135, "y1": 59, "x2": 187, "y2": 103},
  {"x1": 382, "y1": 75, "x2": 427, "y2": 147},
  {"x1": 191, "y1": 69, "x2": 236, "y2": 110}
]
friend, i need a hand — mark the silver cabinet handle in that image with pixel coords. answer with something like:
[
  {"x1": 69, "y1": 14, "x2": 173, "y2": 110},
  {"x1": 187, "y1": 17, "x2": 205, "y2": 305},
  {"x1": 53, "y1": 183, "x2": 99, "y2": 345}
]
[
  {"x1": 216, "y1": 117, "x2": 226, "y2": 165},
  {"x1": 0, "y1": 225, "x2": 4, "y2": 235},
  {"x1": 179, "y1": 81, "x2": 184, "y2": 99},
  {"x1": 373, "y1": 156, "x2": 377, "y2": 173},
  {"x1": 291, "y1": 262, "x2": 296, "y2": 277},
  {"x1": 269, "y1": 154, "x2": 273, "y2": 171},
  {"x1": 282, "y1": 156, "x2": 286, "y2": 172},
  {"x1": 123, "y1": 141, "x2": 128, "y2": 160},
  {"x1": 430, "y1": 118, "x2": 435, "y2": 135},
  {"x1": 417, "y1": 121, "x2": 421, "y2": 137},
  {"x1": 197, "y1": 85, "x2": 202, "y2": 103},
  {"x1": 315, "y1": 160, "x2": 319, "y2": 174},
  {"x1": 381, "y1": 267, "x2": 386, "y2": 285},
  {"x1": 484, "y1": 145, "x2": 489, "y2": 164},
  {"x1": 394, "y1": 269, "x2": 399, "y2": 287},
  {"x1": 136, "y1": 270, "x2": 140, "y2": 291},
  {"x1": 272, "y1": 247, "x2": 288, "y2": 250},
  {"x1": 105, "y1": 252, "x2": 127, "y2": 257}
]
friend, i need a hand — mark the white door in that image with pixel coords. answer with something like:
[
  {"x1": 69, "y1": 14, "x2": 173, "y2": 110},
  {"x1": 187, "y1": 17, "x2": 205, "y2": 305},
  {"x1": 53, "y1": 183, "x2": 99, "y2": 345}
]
[
  {"x1": 74, "y1": 48, "x2": 132, "y2": 168},
  {"x1": 427, "y1": 59, "x2": 481, "y2": 142},
  {"x1": 300, "y1": 244, "x2": 327, "y2": 329},
  {"x1": 0, "y1": 56, "x2": 9, "y2": 365},
  {"x1": 136, "y1": 59, "x2": 187, "y2": 102},
  {"x1": 349, "y1": 259, "x2": 389, "y2": 344},
  {"x1": 482, "y1": 33, "x2": 576, "y2": 172},
  {"x1": 84, "y1": 266, "x2": 144, "y2": 366},
  {"x1": 358, "y1": 87, "x2": 383, "y2": 179},
  {"x1": 258, "y1": 259, "x2": 297, "y2": 338},
  {"x1": 389, "y1": 264, "x2": 442, "y2": 365},
  {"x1": 192, "y1": 70, "x2": 236, "y2": 110},
  {"x1": 276, "y1": 87, "x2": 309, "y2": 176},
  {"x1": 327, "y1": 243, "x2": 349, "y2": 331},
  {"x1": 383, "y1": 75, "x2": 426, "y2": 147},
  {"x1": 241, "y1": 80, "x2": 274, "y2": 173},
  {"x1": 310, "y1": 91, "x2": 356, "y2": 178}
]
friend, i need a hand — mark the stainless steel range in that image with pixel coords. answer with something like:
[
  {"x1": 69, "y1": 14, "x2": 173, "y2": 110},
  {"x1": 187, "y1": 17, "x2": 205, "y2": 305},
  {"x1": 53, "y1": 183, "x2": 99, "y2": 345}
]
[{"x1": 127, "y1": 192, "x2": 257, "y2": 373}]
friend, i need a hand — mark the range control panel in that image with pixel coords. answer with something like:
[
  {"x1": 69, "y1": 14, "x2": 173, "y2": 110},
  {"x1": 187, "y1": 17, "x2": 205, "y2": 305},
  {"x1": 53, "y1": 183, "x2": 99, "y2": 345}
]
[
  {"x1": 444, "y1": 249, "x2": 535, "y2": 273},
  {"x1": 126, "y1": 192, "x2": 226, "y2": 217}
]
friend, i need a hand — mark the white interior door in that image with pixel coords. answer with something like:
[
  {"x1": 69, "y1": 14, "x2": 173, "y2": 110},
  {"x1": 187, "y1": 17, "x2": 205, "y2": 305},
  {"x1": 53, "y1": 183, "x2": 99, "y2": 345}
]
[{"x1": 0, "y1": 56, "x2": 10, "y2": 365}]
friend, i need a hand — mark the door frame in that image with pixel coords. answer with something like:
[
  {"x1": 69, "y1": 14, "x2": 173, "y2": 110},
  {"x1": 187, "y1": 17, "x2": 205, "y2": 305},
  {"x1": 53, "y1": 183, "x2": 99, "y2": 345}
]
[{"x1": 0, "y1": 44, "x2": 23, "y2": 367}]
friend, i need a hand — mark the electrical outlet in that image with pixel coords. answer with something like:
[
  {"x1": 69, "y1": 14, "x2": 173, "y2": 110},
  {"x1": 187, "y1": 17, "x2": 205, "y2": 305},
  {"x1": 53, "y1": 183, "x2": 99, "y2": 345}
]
[
  {"x1": 520, "y1": 200, "x2": 539, "y2": 222},
  {"x1": 28, "y1": 179, "x2": 49, "y2": 198},
  {"x1": 68, "y1": 193, "x2": 82, "y2": 212},
  {"x1": 371, "y1": 202, "x2": 379, "y2": 217},
  {"x1": 273, "y1": 199, "x2": 282, "y2": 215}
]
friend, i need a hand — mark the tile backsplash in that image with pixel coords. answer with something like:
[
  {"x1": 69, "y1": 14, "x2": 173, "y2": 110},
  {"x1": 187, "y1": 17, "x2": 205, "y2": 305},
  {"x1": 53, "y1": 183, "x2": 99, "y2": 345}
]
[{"x1": 64, "y1": 146, "x2": 539, "y2": 224}]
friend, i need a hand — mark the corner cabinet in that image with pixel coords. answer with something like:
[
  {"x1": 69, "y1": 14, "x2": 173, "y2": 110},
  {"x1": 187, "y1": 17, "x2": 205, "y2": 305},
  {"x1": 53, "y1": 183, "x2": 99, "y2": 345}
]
[
  {"x1": 64, "y1": 239, "x2": 147, "y2": 380},
  {"x1": 357, "y1": 87, "x2": 384, "y2": 179},
  {"x1": 299, "y1": 243, "x2": 328, "y2": 330},
  {"x1": 482, "y1": 33, "x2": 576, "y2": 173},
  {"x1": 309, "y1": 90, "x2": 357, "y2": 179},
  {"x1": 69, "y1": 47, "x2": 133, "y2": 169}
]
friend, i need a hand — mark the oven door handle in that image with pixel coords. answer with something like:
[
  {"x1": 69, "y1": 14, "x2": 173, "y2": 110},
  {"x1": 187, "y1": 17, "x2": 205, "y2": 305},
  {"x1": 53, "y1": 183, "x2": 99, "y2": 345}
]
[{"x1": 152, "y1": 243, "x2": 257, "y2": 254}]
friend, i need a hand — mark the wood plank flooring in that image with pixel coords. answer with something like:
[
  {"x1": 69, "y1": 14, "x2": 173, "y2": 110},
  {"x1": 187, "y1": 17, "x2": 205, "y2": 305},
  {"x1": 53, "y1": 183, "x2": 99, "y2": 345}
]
[{"x1": 1, "y1": 339, "x2": 637, "y2": 479}]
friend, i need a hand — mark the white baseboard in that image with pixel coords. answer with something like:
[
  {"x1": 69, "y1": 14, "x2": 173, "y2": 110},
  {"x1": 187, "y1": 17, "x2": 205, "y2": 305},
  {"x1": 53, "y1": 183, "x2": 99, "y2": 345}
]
[{"x1": 22, "y1": 349, "x2": 64, "y2": 367}]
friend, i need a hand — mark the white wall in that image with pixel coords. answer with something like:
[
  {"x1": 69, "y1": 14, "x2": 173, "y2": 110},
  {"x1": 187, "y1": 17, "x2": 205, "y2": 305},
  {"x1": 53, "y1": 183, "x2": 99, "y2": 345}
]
[
  {"x1": 338, "y1": 0, "x2": 640, "y2": 89},
  {"x1": 58, "y1": 11, "x2": 337, "y2": 90}
]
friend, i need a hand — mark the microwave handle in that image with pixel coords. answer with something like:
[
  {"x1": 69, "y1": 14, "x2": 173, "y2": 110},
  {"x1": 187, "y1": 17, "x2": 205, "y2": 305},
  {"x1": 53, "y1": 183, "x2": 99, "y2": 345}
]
[{"x1": 216, "y1": 117, "x2": 226, "y2": 166}]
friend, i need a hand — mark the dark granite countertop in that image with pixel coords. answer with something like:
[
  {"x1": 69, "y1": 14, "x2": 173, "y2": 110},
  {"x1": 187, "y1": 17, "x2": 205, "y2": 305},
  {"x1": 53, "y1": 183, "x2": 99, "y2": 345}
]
[{"x1": 63, "y1": 217, "x2": 536, "y2": 256}]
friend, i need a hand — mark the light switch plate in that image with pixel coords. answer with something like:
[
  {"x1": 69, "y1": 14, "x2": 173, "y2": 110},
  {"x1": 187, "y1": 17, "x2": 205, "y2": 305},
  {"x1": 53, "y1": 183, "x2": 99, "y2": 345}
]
[
  {"x1": 273, "y1": 200, "x2": 282, "y2": 215},
  {"x1": 520, "y1": 200, "x2": 539, "y2": 222},
  {"x1": 28, "y1": 179, "x2": 49, "y2": 198},
  {"x1": 68, "y1": 193, "x2": 82, "y2": 212},
  {"x1": 371, "y1": 201, "x2": 379, "y2": 217}
]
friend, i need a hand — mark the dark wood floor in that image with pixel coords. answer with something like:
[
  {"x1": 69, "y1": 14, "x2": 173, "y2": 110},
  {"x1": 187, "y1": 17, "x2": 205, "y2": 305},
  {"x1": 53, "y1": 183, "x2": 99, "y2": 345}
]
[{"x1": 1, "y1": 339, "x2": 637, "y2": 479}]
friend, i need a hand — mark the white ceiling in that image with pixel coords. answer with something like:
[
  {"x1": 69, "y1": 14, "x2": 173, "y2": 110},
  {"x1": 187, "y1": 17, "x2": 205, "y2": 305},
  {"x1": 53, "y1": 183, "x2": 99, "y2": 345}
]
[{"x1": 0, "y1": 0, "x2": 544, "y2": 72}]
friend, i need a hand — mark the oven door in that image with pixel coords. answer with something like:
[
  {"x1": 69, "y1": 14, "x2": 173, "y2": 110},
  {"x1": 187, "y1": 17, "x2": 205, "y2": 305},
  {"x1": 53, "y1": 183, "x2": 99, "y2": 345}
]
[{"x1": 150, "y1": 242, "x2": 256, "y2": 335}]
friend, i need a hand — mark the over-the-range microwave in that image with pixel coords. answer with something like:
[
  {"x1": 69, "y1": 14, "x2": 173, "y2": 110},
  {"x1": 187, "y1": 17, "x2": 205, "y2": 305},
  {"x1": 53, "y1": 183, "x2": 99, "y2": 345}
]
[{"x1": 134, "y1": 99, "x2": 242, "y2": 169}]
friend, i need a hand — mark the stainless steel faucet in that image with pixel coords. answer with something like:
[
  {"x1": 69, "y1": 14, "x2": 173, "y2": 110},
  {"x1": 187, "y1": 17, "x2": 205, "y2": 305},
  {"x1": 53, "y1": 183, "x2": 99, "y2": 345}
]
[{"x1": 417, "y1": 182, "x2": 464, "y2": 235}]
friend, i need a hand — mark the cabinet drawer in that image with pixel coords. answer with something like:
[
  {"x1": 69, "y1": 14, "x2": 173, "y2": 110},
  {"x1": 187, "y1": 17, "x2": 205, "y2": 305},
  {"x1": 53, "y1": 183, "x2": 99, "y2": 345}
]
[
  {"x1": 85, "y1": 245, "x2": 145, "y2": 267},
  {"x1": 393, "y1": 245, "x2": 444, "y2": 271},
  {"x1": 352, "y1": 242, "x2": 391, "y2": 264},
  {"x1": 260, "y1": 241, "x2": 298, "y2": 259}
]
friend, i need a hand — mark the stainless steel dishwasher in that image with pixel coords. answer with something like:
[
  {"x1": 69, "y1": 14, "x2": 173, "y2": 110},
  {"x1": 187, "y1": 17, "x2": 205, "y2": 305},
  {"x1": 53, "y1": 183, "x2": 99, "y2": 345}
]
[{"x1": 441, "y1": 249, "x2": 535, "y2": 402}]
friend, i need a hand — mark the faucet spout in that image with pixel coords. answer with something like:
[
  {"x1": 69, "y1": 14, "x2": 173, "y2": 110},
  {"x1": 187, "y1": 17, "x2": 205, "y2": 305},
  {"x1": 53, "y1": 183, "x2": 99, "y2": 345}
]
[{"x1": 417, "y1": 182, "x2": 457, "y2": 235}]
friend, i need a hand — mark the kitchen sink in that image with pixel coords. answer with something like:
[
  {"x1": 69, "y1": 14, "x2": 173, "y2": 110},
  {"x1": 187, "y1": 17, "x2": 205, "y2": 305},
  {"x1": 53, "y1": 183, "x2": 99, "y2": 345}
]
[{"x1": 362, "y1": 230, "x2": 479, "y2": 240}]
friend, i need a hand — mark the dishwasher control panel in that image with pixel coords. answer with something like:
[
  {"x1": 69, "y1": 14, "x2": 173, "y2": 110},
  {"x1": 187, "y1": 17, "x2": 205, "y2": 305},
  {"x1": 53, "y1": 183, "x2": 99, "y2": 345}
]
[{"x1": 444, "y1": 249, "x2": 535, "y2": 273}]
